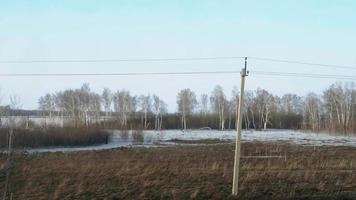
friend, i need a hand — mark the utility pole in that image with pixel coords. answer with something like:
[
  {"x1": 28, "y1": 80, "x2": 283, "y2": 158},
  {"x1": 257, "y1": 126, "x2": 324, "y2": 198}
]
[{"x1": 232, "y1": 57, "x2": 248, "y2": 195}]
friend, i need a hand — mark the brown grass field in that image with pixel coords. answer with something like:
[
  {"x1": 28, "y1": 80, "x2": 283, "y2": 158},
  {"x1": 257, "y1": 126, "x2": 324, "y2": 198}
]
[{"x1": 0, "y1": 141, "x2": 355, "y2": 200}]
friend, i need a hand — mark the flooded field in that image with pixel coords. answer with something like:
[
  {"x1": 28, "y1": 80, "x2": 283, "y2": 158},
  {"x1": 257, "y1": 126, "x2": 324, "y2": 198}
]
[{"x1": 28, "y1": 129, "x2": 356, "y2": 153}]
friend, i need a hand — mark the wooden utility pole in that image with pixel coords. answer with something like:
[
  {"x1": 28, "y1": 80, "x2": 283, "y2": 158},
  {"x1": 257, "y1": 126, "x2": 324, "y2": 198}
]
[{"x1": 232, "y1": 57, "x2": 248, "y2": 195}]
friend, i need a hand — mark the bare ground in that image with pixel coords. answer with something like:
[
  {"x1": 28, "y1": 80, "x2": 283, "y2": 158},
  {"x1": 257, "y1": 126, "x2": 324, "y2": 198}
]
[{"x1": 0, "y1": 142, "x2": 355, "y2": 200}]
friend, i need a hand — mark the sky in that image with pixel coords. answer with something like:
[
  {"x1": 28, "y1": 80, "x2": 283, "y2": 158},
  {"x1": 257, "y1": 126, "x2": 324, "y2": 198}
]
[{"x1": 0, "y1": 0, "x2": 356, "y2": 111}]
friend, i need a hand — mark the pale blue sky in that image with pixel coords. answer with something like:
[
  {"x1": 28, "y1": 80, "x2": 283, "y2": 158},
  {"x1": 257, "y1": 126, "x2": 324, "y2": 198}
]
[{"x1": 0, "y1": 0, "x2": 356, "y2": 110}]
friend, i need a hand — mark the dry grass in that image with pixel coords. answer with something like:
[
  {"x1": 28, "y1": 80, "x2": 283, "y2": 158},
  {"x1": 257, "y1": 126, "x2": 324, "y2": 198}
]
[
  {"x1": 0, "y1": 128, "x2": 110, "y2": 148},
  {"x1": 0, "y1": 142, "x2": 355, "y2": 199}
]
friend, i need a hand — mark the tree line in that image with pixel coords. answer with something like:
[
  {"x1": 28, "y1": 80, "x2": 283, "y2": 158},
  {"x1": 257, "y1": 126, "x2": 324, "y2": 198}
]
[{"x1": 30, "y1": 82, "x2": 356, "y2": 134}]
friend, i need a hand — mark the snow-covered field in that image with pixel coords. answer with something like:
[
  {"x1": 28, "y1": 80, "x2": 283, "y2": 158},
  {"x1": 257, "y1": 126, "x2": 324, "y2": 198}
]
[{"x1": 27, "y1": 129, "x2": 356, "y2": 153}]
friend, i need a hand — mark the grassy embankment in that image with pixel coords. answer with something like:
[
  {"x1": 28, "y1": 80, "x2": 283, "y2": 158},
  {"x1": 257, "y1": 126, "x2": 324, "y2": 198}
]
[{"x1": 0, "y1": 142, "x2": 355, "y2": 199}]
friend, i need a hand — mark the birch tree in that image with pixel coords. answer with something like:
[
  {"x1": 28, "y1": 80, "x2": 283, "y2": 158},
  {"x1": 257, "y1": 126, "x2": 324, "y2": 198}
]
[
  {"x1": 262, "y1": 94, "x2": 275, "y2": 130},
  {"x1": 57, "y1": 90, "x2": 79, "y2": 126},
  {"x1": 50, "y1": 84, "x2": 102, "y2": 127},
  {"x1": 199, "y1": 94, "x2": 209, "y2": 127},
  {"x1": 231, "y1": 86, "x2": 240, "y2": 129},
  {"x1": 304, "y1": 93, "x2": 322, "y2": 131},
  {"x1": 53, "y1": 91, "x2": 68, "y2": 127},
  {"x1": 245, "y1": 91, "x2": 256, "y2": 129},
  {"x1": 281, "y1": 94, "x2": 303, "y2": 115},
  {"x1": 254, "y1": 89, "x2": 275, "y2": 130},
  {"x1": 101, "y1": 88, "x2": 112, "y2": 119},
  {"x1": 138, "y1": 94, "x2": 151, "y2": 129},
  {"x1": 177, "y1": 89, "x2": 197, "y2": 130},
  {"x1": 152, "y1": 95, "x2": 163, "y2": 130},
  {"x1": 226, "y1": 99, "x2": 235, "y2": 130},
  {"x1": 323, "y1": 83, "x2": 354, "y2": 133},
  {"x1": 210, "y1": 85, "x2": 227, "y2": 130},
  {"x1": 38, "y1": 94, "x2": 55, "y2": 118},
  {"x1": 200, "y1": 94, "x2": 209, "y2": 115},
  {"x1": 159, "y1": 100, "x2": 167, "y2": 130},
  {"x1": 89, "y1": 93, "x2": 101, "y2": 124},
  {"x1": 79, "y1": 84, "x2": 91, "y2": 127},
  {"x1": 8, "y1": 95, "x2": 22, "y2": 127},
  {"x1": 0, "y1": 88, "x2": 3, "y2": 127},
  {"x1": 113, "y1": 90, "x2": 135, "y2": 128}
]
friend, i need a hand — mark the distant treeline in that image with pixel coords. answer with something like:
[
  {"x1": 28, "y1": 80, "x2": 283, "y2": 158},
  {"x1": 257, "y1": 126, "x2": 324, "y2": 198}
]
[
  {"x1": 0, "y1": 106, "x2": 41, "y2": 116},
  {"x1": 1, "y1": 82, "x2": 355, "y2": 134}
]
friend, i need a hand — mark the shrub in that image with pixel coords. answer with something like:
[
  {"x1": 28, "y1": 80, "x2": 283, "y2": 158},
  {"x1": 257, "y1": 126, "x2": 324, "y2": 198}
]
[
  {"x1": 0, "y1": 127, "x2": 110, "y2": 149},
  {"x1": 132, "y1": 129, "x2": 144, "y2": 145}
]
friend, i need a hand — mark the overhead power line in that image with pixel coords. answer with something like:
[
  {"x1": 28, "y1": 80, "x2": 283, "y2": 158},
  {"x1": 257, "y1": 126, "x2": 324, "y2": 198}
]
[
  {"x1": 0, "y1": 71, "x2": 241, "y2": 77},
  {"x1": 1, "y1": 56, "x2": 355, "y2": 79},
  {"x1": 251, "y1": 70, "x2": 356, "y2": 80},
  {"x1": 0, "y1": 56, "x2": 245, "y2": 64},
  {"x1": 1, "y1": 56, "x2": 355, "y2": 71},
  {"x1": 249, "y1": 57, "x2": 356, "y2": 70},
  {"x1": 1, "y1": 70, "x2": 356, "y2": 81}
]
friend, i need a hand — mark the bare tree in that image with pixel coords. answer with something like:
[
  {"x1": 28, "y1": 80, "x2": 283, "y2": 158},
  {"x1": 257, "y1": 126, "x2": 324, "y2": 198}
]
[
  {"x1": 159, "y1": 100, "x2": 167, "y2": 130},
  {"x1": 80, "y1": 84, "x2": 92, "y2": 127},
  {"x1": 304, "y1": 93, "x2": 322, "y2": 131},
  {"x1": 38, "y1": 93, "x2": 55, "y2": 118},
  {"x1": 50, "y1": 84, "x2": 103, "y2": 127},
  {"x1": 0, "y1": 87, "x2": 3, "y2": 127},
  {"x1": 101, "y1": 88, "x2": 112, "y2": 120},
  {"x1": 56, "y1": 90, "x2": 79, "y2": 126},
  {"x1": 38, "y1": 93, "x2": 56, "y2": 128},
  {"x1": 323, "y1": 82, "x2": 354, "y2": 133},
  {"x1": 9, "y1": 95, "x2": 22, "y2": 111},
  {"x1": 89, "y1": 93, "x2": 101, "y2": 124},
  {"x1": 226, "y1": 99, "x2": 235, "y2": 130},
  {"x1": 254, "y1": 89, "x2": 275, "y2": 130},
  {"x1": 53, "y1": 93, "x2": 65, "y2": 127},
  {"x1": 244, "y1": 91, "x2": 256, "y2": 129},
  {"x1": 177, "y1": 89, "x2": 197, "y2": 130},
  {"x1": 200, "y1": 94, "x2": 209, "y2": 115},
  {"x1": 199, "y1": 94, "x2": 209, "y2": 127},
  {"x1": 210, "y1": 85, "x2": 226, "y2": 130},
  {"x1": 0, "y1": 87, "x2": 3, "y2": 106},
  {"x1": 113, "y1": 90, "x2": 135, "y2": 128},
  {"x1": 152, "y1": 95, "x2": 160, "y2": 130},
  {"x1": 138, "y1": 94, "x2": 151, "y2": 129},
  {"x1": 152, "y1": 95, "x2": 166, "y2": 130},
  {"x1": 281, "y1": 94, "x2": 303, "y2": 115},
  {"x1": 231, "y1": 86, "x2": 240, "y2": 129}
]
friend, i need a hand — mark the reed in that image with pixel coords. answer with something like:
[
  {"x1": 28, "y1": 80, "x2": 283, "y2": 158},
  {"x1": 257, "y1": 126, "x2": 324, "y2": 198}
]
[{"x1": 0, "y1": 127, "x2": 110, "y2": 148}]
